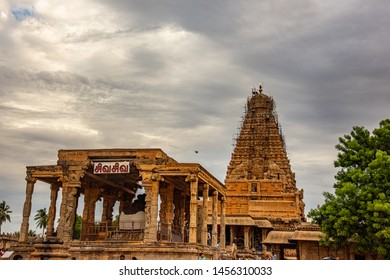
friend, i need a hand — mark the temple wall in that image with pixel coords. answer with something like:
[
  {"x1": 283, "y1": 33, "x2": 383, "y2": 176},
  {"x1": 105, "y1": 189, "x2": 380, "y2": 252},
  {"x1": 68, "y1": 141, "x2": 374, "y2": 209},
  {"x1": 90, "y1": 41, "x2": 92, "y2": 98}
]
[
  {"x1": 225, "y1": 197, "x2": 249, "y2": 214},
  {"x1": 298, "y1": 241, "x2": 349, "y2": 260},
  {"x1": 67, "y1": 243, "x2": 213, "y2": 260},
  {"x1": 248, "y1": 201, "x2": 298, "y2": 219}
]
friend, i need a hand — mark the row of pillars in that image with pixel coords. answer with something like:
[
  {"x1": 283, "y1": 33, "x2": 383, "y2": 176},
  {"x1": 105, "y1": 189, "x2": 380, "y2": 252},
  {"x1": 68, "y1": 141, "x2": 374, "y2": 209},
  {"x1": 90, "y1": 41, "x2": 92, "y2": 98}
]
[
  {"x1": 19, "y1": 169, "x2": 105, "y2": 243},
  {"x1": 19, "y1": 175, "x2": 64, "y2": 243},
  {"x1": 229, "y1": 225, "x2": 268, "y2": 253},
  {"x1": 143, "y1": 174, "x2": 226, "y2": 249},
  {"x1": 19, "y1": 171, "x2": 226, "y2": 250},
  {"x1": 19, "y1": 173, "x2": 80, "y2": 243}
]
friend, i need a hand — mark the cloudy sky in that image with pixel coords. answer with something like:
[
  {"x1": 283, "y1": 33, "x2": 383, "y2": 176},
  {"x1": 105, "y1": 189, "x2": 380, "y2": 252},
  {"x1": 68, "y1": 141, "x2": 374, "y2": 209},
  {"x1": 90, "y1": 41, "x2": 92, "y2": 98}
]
[{"x1": 1, "y1": 0, "x2": 390, "y2": 233}]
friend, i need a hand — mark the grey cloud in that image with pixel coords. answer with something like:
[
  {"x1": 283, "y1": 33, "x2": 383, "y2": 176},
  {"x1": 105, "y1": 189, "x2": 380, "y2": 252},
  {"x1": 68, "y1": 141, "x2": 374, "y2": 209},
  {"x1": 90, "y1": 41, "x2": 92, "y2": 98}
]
[
  {"x1": 96, "y1": 0, "x2": 239, "y2": 35},
  {"x1": 0, "y1": 66, "x2": 91, "y2": 94},
  {"x1": 2, "y1": 0, "x2": 390, "y2": 233}
]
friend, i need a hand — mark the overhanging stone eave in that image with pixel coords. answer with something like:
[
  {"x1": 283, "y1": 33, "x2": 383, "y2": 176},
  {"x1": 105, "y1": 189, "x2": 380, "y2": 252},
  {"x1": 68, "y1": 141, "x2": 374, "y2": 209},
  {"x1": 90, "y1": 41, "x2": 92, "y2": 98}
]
[
  {"x1": 289, "y1": 230, "x2": 325, "y2": 242},
  {"x1": 26, "y1": 165, "x2": 63, "y2": 178},
  {"x1": 262, "y1": 231, "x2": 295, "y2": 245}
]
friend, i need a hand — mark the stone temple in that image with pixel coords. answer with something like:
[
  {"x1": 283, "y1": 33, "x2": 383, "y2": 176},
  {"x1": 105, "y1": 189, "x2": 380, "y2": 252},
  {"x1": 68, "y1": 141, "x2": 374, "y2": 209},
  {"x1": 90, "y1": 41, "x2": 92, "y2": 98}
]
[
  {"x1": 5, "y1": 85, "x2": 349, "y2": 260},
  {"x1": 224, "y1": 85, "x2": 306, "y2": 259}
]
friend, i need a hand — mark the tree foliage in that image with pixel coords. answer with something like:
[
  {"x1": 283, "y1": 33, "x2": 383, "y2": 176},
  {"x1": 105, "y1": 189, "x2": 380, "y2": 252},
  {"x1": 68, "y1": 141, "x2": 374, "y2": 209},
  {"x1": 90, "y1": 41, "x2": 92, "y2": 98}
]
[
  {"x1": 308, "y1": 119, "x2": 390, "y2": 258},
  {"x1": 73, "y1": 214, "x2": 82, "y2": 239},
  {"x1": 0, "y1": 201, "x2": 12, "y2": 233},
  {"x1": 34, "y1": 208, "x2": 48, "y2": 237}
]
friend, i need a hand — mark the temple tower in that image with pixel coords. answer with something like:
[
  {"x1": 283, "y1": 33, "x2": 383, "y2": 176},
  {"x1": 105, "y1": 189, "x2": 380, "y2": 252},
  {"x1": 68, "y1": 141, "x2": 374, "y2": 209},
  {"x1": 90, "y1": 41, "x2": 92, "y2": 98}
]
[{"x1": 225, "y1": 84, "x2": 305, "y2": 230}]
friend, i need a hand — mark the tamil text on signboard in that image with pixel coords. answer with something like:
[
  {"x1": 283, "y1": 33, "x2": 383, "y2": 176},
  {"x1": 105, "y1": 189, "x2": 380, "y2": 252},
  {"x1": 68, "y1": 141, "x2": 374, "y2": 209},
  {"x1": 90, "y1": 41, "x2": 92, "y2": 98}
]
[{"x1": 93, "y1": 161, "x2": 130, "y2": 174}]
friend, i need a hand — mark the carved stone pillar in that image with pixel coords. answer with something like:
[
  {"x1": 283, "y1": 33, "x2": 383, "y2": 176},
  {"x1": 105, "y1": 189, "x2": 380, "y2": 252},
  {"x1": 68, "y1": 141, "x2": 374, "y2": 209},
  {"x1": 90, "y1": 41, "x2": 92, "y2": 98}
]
[
  {"x1": 173, "y1": 192, "x2": 185, "y2": 241},
  {"x1": 143, "y1": 171, "x2": 162, "y2": 242},
  {"x1": 220, "y1": 195, "x2": 226, "y2": 249},
  {"x1": 244, "y1": 226, "x2": 250, "y2": 251},
  {"x1": 212, "y1": 191, "x2": 218, "y2": 247},
  {"x1": 159, "y1": 185, "x2": 168, "y2": 240},
  {"x1": 57, "y1": 186, "x2": 79, "y2": 243},
  {"x1": 160, "y1": 184, "x2": 174, "y2": 241},
  {"x1": 101, "y1": 196, "x2": 116, "y2": 226},
  {"x1": 167, "y1": 184, "x2": 175, "y2": 241},
  {"x1": 201, "y1": 185, "x2": 209, "y2": 245},
  {"x1": 57, "y1": 169, "x2": 82, "y2": 243},
  {"x1": 19, "y1": 173, "x2": 36, "y2": 242},
  {"x1": 46, "y1": 184, "x2": 60, "y2": 237},
  {"x1": 187, "y1": 173, "x2": 198, "y2": 243},
  {"x1": 81, "y1": 187, "x2": 100, "y2": 240},
  {"x1": 180, "y1": 194, "x2": 187, "y2": 241}
]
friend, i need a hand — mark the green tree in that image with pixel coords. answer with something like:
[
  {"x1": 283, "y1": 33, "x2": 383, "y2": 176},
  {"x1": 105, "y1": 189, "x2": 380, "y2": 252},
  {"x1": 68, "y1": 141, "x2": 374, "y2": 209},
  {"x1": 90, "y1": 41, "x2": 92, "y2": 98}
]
[
  {"x1": 112, "y1": 214, "x2": 119, "y2": 227},
  {"x1": 309, "y1": 119, "x2": 390, "y2": 259},
  {"x1": 0, "y1": 201, "x2": 12, "y2": 233},
  {"x1": 73, "y1": 214, "x2": 82, "y2": 239},
  {"x1": 34, "y1": 208, "x2": 48, "y2": 237}
]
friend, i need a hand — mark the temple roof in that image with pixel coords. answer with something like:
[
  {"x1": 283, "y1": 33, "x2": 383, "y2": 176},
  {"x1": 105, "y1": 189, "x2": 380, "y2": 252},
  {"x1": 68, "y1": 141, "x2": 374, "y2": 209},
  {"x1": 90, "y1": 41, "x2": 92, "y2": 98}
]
[
  {"x1": 207, "y1": 215, "x2": 273, "y2": 228},
  {"x1": 262, "y1": 231, "x2": 294, "y2": 244},
  {"x1": 27, "y1": 148, "x2": 226, "y2": 197},
  {"x1": 289, "y1": 230, "x2": 325, "y2": 242}
]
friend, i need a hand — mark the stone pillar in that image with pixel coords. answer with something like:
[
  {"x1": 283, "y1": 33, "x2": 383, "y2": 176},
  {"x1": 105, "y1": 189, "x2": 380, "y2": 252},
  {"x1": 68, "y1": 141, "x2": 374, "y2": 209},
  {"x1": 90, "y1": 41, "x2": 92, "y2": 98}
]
[
  {"x1": 143, "y1": 171, "x2": 162, "y2": 242},
  {"x1": 201, "y1": 184, "x2": 209, "y2": 245},
  {"x1": 230, "y1": 226, "x2": 236, "y2": 245},
  {"x1": 81, "y1": 187, "x2": 100, "y2": 240},
  {"x1": 57, "y1": 186, "x2": 79, "y2": 243},
  {"x1": 159, "y1": 186, "x2": 167, "y2": 228},
  {"x1": 46, "y1": 184, "x2": 60, "y2": 237},
  {"x1": 187, "y1": 174, "x2": 198, "y2": 243},
  {"x1": 262, "y1": 229, "x2": 267, "y2": 253},
  {"x1": 244, "y1": 226, "x2": 250, "y2": 251},
  {"x1": 173, "y1": 192, "x2": 186, "y2": 241},
  {"x1": 251, "y1": 228, "x2": 255, "y2": 250},
  {"x1": 101, "y1": 196, "x2": 116, "y2": 226},
  {"x1": 220, "y1": 195, "x2": 226, "y2": 249},
  {"x1": 159, "y1": 184, "x2": 174, "y2": 241},
  {"x1": 180, "y1": 194, "x2": 187, "y2": 241},
  {"x1": 19, "y1": 173, "x2": 36, "y2": 242},
  {"x1": 212, "y1": 191, "x2": 218, "y2": 247},
  {"x1": 165, "y1": 184, "x2": 174, "y2": 241},
  {"x1": 57, "y1": 169, "x2": 82, "y2": 243}
]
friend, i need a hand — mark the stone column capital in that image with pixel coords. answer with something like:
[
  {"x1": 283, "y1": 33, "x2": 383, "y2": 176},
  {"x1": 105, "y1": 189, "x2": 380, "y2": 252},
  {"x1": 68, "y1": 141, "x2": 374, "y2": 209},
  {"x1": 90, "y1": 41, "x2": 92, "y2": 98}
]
[
  {"x1": 25, "y1": 173, "x2": 37, "y2": 184},
  {"x1": 151, "y1": 172, "x2": 164, "y2": 182},
  {"x1": 62, "y1": 169, "x2": 84, "y2": 187},
  {"x1": 139, "y1": 170, "x2": 153, "y2": 185},
  {"x1": 50, "y1": 183, "x2": 60, "y2": 191},
  {"x1": 69, "y1": 169, "x2": 84, "y2": 185},
  {"x1": 185, "y1": 170, "x2": 199, "y2": 183}
]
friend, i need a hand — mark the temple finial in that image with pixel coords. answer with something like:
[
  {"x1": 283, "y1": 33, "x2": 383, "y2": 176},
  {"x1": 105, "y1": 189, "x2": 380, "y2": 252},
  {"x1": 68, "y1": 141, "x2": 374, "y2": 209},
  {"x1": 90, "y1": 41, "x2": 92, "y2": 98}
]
[{"x1": 259, "y1": 82, "x2": 263, "y2": 94}]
